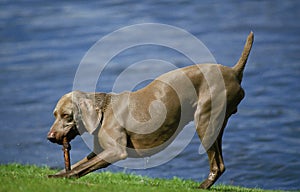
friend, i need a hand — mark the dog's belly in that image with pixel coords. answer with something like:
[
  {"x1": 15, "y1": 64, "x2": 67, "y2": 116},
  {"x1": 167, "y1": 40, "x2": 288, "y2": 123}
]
[{"x1": 125, "y1": 115, "x2": 193, "y2": 157}]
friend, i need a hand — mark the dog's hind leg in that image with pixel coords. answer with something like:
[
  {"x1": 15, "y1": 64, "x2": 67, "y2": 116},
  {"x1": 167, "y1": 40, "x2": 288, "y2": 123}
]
[
  {"x1": 194, "y1": 96, "x2": 228, "y2": 189},
  {"x1": 197, "y1": 120, "x2": 228, "y2": 189},
  {"x1": 198, "y1": 135, "x2": 226, "y2": 189}
]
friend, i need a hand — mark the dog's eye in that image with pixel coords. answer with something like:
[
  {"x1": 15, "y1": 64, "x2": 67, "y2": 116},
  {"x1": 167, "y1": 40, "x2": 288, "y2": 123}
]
[{"x1": 62, "y1": 114, "x2": 72, "y2": 121}]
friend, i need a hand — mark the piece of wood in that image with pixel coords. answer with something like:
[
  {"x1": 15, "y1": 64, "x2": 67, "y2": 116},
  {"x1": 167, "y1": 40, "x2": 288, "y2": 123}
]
[{"x1": 62, "y1": 137, "x2": 71, "y2": 172}]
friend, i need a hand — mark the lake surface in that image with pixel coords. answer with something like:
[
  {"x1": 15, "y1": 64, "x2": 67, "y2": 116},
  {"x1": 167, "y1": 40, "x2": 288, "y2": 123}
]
[{"x1": 1, "y1": 1, "x2": 299, "y2": 190}]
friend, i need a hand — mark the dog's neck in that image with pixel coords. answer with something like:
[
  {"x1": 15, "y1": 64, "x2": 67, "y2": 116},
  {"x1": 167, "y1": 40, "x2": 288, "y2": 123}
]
[{"x1": 94, "y1": 93, "x2": 111, "y2": 112}]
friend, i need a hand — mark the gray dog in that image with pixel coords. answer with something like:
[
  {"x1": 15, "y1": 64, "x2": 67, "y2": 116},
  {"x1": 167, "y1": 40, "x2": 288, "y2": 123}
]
[{"x1": 47, "y1": 32, "x2": 253, "y2": 189}]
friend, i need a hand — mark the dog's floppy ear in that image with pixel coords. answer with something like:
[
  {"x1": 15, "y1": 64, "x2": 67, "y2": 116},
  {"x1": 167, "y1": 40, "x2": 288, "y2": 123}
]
[
  {"x1": 78, "y1": 98, "x2": 102, "y2": 134},
  {"x1": 72, "y1": 91, "x2": 102, "y2": 134}
]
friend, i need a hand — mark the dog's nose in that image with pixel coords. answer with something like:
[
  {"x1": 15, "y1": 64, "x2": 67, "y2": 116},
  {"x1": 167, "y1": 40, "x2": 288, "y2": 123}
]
[{"x1": 47, "y1": 132, "x2": 57, "y2": 143}]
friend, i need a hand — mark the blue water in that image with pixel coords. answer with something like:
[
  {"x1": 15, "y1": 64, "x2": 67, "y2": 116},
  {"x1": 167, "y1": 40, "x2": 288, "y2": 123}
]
[{"x1": 1, "y1": 1, "x2": 300, "y2": 190}]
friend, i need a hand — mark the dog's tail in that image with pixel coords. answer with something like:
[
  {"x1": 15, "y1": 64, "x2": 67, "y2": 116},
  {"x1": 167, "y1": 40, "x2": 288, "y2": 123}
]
[{"x1": 232, "y1": 31, "x2": 254, "y2": 83}]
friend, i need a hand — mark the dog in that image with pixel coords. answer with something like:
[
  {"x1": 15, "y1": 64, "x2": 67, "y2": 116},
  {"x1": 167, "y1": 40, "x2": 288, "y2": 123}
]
[{"x1": 47, "y1": 32, "x2": 253, "y2": 189}]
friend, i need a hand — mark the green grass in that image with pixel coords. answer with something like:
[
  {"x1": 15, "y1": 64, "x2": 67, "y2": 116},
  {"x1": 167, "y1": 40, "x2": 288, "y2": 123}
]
[{"x1": 0, "y1": 164, "x2": 282, "y2": 192}]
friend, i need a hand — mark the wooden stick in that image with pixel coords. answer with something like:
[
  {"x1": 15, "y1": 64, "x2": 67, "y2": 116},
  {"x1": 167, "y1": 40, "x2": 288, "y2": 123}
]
[{"x1": 62, "y1": 137, "x2": 71, "y2": 172}]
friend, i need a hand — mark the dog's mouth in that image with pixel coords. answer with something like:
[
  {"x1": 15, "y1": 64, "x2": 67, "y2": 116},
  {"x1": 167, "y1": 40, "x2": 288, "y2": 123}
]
[
  {"x1": 47, "y1": 134, "x2": 65, "y2": 145},
  {"x1": 47, "y1": 134, "x2": 58, "y2": 144},
  {"x1": 65, "y1": 127, "x2": 79, "y2": 142},
  {"x1": 47, "y1": 131, "x2": 60, "y2": 144},
  {"x1": 47, "y1": 126, "x2": 79, "y2": 145}
]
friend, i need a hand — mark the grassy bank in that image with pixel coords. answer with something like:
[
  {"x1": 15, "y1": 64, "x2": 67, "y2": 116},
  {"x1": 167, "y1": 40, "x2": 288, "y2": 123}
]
[{"x1": 0, "y1": 164, "x2": 280, "y2": 192}]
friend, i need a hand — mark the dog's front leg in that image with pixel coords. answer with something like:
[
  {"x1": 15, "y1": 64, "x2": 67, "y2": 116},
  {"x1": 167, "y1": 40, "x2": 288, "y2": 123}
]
[
  {"x1": 64, "y1": 151, "x2": 112, "y2": 178},
  {"x1": 48, "y1": 152, "x2": 97, "y2": 178},
  {"x1": 63, "y1": 127, "x2": 128, "y2": 178}
]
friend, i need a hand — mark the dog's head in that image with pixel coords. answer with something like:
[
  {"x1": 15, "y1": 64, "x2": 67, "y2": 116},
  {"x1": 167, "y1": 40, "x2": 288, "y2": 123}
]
[{"x1": 47, "y1": 91, "x2": 105, "y2": 144}]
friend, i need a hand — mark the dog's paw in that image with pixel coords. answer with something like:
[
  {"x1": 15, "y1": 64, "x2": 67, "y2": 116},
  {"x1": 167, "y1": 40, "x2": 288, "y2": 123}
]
[
  {"x1": 48, "y1": 171, "x2": 80, "y2": 179},
  {"x1": 48, "y1": 172, "x2": 68, "y2": 178},
  {"x1": 48, "y1": 174, "x2": 63, "y2": 178},
  {"x1": 198, "y1": 179, "x2": 213, "y2": 189}
]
